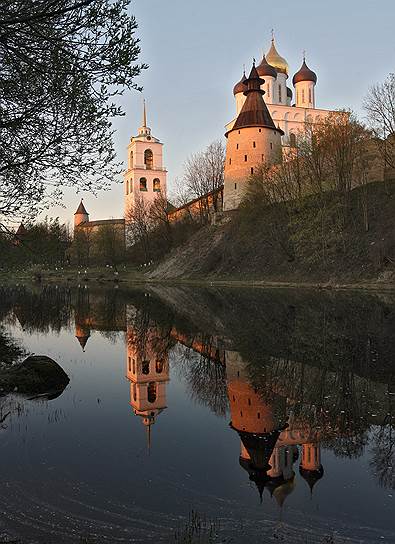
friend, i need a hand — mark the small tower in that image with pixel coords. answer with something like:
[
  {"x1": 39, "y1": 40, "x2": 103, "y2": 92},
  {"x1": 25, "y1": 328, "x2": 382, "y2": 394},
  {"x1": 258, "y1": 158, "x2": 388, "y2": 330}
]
[
  {"x1": 74, "y1": 200, "x2": 89, "y2": 228},
  {"x1": 223, "y1": 62, "x2": 283, "y2": 211},
  {"x1": 124, "y1": 101, "x2": 167, "y2": 218},
  {"x1": 266, "y1": 36, "x2": 289, "y2": 106},
  {"x1": 293, "y1": 56, "x2": 317, "y2": 109},
  {"x1": 14, "y1": 223, "x2": 28, "y2": 245},
  {"x1": 256, "y1": 54, "x2": 277, "y2": 105}
]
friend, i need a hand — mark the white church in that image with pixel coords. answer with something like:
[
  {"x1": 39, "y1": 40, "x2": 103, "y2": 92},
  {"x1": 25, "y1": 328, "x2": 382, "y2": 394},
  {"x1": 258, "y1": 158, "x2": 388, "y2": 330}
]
[{"x1": 74, "y1": 36, "x2": 338, "y2": 228}]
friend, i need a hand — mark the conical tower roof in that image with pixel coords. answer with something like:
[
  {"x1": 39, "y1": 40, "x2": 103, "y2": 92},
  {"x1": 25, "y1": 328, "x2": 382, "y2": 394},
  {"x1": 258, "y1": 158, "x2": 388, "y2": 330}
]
[
  {"x1": 16, "y1": 223, "x2": 28, "y2": 236},
  {"x1": 237, "y1": 428, "x2": 282, "y2": 502},
  {"x1": 228, "y1": 63, "x2": 283, "y2": 135},
  {"x1": 74, "y1": 200, "x2": 88, "y2": 215},
  {"x1": 76, "y1": 332, "x2": 90, "y2": 351}
]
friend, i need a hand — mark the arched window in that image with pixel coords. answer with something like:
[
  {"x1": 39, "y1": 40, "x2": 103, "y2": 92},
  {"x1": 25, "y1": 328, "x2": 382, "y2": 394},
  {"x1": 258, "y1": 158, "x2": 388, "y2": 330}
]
[
  {"x1": 156, "y1": 360, "x2": 163, "y2": 373},
  {"x1": 142, "y1": 360, "x2": 149, "y2": 374},
  {"x1": 153, "y1": 178, "x2": 161, "y2": 192},
  {"x1": 132, "y1": 359, "x2": 136, "y2": 374},
  {"x1": 302, "y1": 89, "x2": 305, "y2": 103},
  {"x1": 125, "y1": 180, "x2": 129, "y2": 195},
  {"x1": 129, "y1": 179, "x2": 133, "y2": 194},
  {"x1": 144, "y1": 149, "x2": 153, "y2": 169},
  {"x1": 278, "y1": 84, "x2": 282, "y2": 103},
  {"x1": 289, "y1": 133, "x2": 297, "y2": 148},
  {"x1": 139, "y1": 177, "x2": 147, "y2": 191},
  {"x1": 267, "y1": 84, "x2": 270, "y2": 97},
  {"x1": 130, "y1": 150, "x2": 133, "y2": 167},
  {"x1": 147, "y1": 382, "x2": 157, "y2": 403},
  {"x1": 309, "y1": 88, "x2": 312, "y2": 103},
  {"x1": 133, "y1": 384, "x2": 137, "y2": 401}
]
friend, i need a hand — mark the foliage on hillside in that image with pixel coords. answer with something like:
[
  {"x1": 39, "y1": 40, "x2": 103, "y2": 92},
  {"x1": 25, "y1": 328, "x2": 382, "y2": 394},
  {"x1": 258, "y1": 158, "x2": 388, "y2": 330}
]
[{"x1": 149, "y1": 180, "x2": 395, "y2": 283}]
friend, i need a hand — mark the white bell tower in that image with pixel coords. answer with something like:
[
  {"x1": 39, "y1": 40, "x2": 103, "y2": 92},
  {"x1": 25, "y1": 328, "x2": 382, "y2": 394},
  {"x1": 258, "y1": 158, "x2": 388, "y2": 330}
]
[{"x1": 124, "y1": 100, "x2": 167, "y2": 217}]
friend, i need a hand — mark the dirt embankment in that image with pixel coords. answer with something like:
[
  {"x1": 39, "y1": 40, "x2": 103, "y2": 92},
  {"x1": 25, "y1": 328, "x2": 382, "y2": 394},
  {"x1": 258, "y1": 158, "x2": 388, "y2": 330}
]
[{"x1": 148, "y1": 181, "x2": 395, "y2": 287}]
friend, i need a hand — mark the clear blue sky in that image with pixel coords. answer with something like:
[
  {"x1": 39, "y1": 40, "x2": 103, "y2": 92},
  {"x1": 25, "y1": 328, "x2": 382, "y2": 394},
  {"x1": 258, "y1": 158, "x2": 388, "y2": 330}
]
[{"x1": 46, "y1": 0, "x2": 395, "y2": 226}]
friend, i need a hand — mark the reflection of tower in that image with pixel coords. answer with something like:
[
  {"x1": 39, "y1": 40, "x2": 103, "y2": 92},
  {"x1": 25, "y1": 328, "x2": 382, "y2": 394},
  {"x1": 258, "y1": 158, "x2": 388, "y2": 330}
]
[
  {"x1": 266, "y1": 445, "x2": 298, "y2": 507},
  {"x1": 74, "y1": 288, "x2": 92, "y2": 352},
  {"x1": 75, "y1": 323, "x2": 91, "y2": 351},
  {"x1": 299, "y1": 442, "x2": 324, "y2": 494},
  {"x1": 226, "y1": 351, "x2": 288, "y2": 501},
  {"x1": 126, "y1": 325, "x2": 170, "y2": 449}
]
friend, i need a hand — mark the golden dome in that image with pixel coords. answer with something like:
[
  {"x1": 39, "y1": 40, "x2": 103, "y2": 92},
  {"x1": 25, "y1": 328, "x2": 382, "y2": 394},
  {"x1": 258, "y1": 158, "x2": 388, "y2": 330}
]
[{"x1": 266, "y1": 39, "x2": 289, "y2": 76}]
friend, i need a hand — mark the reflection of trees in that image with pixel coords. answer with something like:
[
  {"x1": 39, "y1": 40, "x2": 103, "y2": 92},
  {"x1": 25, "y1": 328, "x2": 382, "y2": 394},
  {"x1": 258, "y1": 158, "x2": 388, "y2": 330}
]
[
  {"x1": 370, "y1": 426, "x2": 395, "y2": 489},
  {"x1": 0, "y1": 285, "x2": 72, "y2": 333},
  {"x1": 0, "y1": 326, "x2": 24, "y2": 365},
  {"x1": 176, "y1": 341, "x2": 228, "y2": 417}
]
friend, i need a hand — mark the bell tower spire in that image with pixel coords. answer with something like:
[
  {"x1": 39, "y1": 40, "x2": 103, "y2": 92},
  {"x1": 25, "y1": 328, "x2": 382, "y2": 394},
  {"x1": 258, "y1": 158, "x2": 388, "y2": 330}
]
[{"x1": 142, "y1": 99, "x2": 147, "y2": 128}]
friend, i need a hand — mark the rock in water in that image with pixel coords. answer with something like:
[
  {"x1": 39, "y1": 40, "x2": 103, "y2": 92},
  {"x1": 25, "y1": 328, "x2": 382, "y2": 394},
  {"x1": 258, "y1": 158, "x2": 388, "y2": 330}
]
[{"x1": 0, "y1": 355, "x2": 70, "y2": 396}]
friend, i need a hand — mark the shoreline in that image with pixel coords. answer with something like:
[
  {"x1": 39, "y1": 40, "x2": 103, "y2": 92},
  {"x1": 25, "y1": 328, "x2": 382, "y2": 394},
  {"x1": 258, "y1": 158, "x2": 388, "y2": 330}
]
[{"x1": 1, "y1": 269, "x2": 395, "y2": 293}]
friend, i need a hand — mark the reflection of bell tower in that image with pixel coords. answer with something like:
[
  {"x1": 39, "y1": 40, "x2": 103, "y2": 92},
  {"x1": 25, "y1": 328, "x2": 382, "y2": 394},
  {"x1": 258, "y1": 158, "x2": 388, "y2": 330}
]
[
  {"x1": 226, "y1": 351, "x2": 288, "y2": 501},
  {"x1": 126, "y1": 325, "x2": 170, "y2": 448},
  {"x1": 299, "y1": 443, "x2": 324, "y2": 494}
]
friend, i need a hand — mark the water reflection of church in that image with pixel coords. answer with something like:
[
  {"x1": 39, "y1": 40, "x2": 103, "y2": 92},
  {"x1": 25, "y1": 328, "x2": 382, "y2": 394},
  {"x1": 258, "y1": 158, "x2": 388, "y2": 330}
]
[
  {"x1": 226, "y1": 351, "x2": 323, "y2": 503},
  {"x1": 75, "y1": 299, "x2": 325, "y2": 504},
  {"x1": 122, "y1": 318, "x2": 324, "y2": 504}
]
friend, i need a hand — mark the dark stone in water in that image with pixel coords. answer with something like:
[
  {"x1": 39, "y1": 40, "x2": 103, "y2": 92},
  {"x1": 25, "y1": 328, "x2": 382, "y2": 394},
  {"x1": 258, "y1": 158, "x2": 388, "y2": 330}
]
[{"x1": 0, "y1": 355, "x2": 69, "y2": 397}]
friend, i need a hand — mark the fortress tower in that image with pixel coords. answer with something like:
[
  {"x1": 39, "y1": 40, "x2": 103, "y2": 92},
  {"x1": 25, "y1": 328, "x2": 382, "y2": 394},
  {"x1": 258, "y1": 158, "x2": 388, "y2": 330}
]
[
  {"x1": 225, "y1": 351, "x2": 288, "y2": 501},
  {"x1": 223, "y1": 62, "x2": 283, "y2": 211},
  {"x1": 74, "y1": 200, "x2": 89, "y2": 228},
  {"x1": 124, "y1": 101, "x2": 167, "y2": 218}
]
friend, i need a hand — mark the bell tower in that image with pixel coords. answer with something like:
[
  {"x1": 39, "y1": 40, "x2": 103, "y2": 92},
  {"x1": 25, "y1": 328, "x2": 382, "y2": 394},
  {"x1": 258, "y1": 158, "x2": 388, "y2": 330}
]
[
  {"x1": 124, "y1": 101, "x2": 167, "y2": 218},
  {"x1": 126, "y1": 323, "x2": 170, "y2": 449}
]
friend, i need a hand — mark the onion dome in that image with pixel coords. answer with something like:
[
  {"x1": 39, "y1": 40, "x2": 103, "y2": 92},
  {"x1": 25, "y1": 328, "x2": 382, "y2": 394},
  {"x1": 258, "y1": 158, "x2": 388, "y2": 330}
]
[
  {"x1": 233, "y1": 72, "x2": 247, "y2": 95},
  {"x1": 266, "y1": 39, "x2": 289, "y2": 75},
  {"x1": 228, "y1": 62, "x2": 284, "y2": 136},
  {"x1": 257, "y1": 54, "x2": 277, "y2": 79},
  {"x1": 287, "y1": 87, "x2": 293, "y2": 99},
  {"x1": 299, "y1": 465, "x2": 324, "y2": 494},
  {"x1": 293, "y1": 59, "x2": 317, "y2": 86},
  {"x1": 272, "y1": 475, "x2": 296, "y2": 507}
]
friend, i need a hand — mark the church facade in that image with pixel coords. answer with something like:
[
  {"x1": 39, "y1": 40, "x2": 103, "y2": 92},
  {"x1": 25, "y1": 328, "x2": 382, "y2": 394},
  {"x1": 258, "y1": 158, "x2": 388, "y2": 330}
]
[{"x1": 223, "y1": 37, "x2": 337, "y2": 211}]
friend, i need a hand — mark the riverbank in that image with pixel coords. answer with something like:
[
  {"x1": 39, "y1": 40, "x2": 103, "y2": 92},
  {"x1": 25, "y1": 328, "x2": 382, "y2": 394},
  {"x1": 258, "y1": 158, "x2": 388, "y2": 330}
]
[{"x1": 2, "y1": 265, "x2": 395, "y2": 293}]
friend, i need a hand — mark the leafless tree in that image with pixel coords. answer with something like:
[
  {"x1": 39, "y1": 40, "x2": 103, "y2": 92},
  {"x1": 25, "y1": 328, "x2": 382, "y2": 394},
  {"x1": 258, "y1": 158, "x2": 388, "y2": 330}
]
[
  {"x1": 125, "y1": 195, "x2": 152, "y2": 262},
  {"x1": 149, "y1": 193, "x2": 172, "y2": 246},
  {"x1": 182, "y1": 140, "x2": 225, "y2": 218},
  {"x1": 364, "y1": 73, "x2": 395, "y2": 171},
  {"x1": 0, "y1": 0, "x2": 146, "y2": 220}
]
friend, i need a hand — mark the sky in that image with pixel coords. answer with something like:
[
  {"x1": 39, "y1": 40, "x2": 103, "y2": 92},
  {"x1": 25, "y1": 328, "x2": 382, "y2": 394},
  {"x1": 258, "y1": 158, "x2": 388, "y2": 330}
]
[{"x1": 44, "y1": 0, "x2": 395, "y2": 226}]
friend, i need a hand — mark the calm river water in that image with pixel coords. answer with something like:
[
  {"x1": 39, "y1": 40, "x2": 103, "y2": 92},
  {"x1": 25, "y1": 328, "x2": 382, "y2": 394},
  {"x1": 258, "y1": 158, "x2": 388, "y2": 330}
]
[{"x1": 0, "y1": 284, "x2": 393, "y2": 543}]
